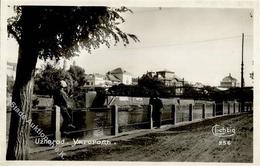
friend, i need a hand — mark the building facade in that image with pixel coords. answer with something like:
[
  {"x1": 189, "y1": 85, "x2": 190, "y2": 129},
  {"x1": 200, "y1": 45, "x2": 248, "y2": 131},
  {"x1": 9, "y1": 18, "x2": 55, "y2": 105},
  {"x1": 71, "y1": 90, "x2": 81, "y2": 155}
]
[
  {"x1": 84, "y1": 67, "x2": 132, "y2": 88},
  {"x1": 108, "y1": 67, "x2": 132, "y2": 85},
  {"x1": 145, "y1": 70, "x2": 185, "y2": 95},
  {"x1": 85, "y1": 73, "x2": 110, "y2": 87},
  {"x1": 156, "y1": 70, "x2": 184, "y2": 87}
]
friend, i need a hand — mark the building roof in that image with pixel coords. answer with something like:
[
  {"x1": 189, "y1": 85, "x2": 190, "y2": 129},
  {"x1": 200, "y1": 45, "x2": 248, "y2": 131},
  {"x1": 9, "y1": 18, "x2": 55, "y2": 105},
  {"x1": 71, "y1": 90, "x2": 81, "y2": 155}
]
[
  {"x1": 110, "y1": 67, "x2": 132, "y2": 75},
  {"x1": 222, "y1": 73, "x2": 237, "y2": 82},
  {"x1": 106, "y1": 74, "x2": 121, "y2": 82},
  {"x1": 174, "y1": 76, "x2": 184, "y2": 82}
]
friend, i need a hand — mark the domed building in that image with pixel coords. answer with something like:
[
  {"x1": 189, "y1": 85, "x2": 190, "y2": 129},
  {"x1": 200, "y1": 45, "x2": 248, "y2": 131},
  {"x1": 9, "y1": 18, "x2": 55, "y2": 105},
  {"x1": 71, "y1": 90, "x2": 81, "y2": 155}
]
[{"x1": 220, "y1": 73, "x2": 238, "y2": 88}]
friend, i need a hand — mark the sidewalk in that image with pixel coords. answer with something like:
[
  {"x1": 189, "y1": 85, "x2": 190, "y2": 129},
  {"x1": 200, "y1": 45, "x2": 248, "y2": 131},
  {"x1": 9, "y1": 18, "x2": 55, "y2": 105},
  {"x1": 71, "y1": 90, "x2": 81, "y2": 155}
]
[{"x1": 30, "y1": 112, "x2": 253, "y2": 162}]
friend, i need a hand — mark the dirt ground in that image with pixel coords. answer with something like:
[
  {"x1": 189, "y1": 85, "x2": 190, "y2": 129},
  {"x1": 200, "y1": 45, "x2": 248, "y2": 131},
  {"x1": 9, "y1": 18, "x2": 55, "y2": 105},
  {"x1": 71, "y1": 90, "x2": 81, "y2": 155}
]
[{"x1": 54, "y1": 113, "x2": 253, "y2": 162}]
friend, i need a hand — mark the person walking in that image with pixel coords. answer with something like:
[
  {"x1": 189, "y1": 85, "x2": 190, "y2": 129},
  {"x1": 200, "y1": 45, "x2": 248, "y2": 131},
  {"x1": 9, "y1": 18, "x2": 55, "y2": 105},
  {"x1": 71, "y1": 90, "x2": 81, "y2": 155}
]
[{"x1": 53, "y1": 80, "x2": 75, "y2": 132}]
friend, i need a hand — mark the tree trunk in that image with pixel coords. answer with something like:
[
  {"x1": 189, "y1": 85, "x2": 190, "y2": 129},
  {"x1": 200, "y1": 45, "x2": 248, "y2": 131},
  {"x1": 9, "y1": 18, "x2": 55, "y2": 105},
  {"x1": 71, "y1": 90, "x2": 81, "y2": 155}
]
[{"x1": 6, "y1": 43, "x2": 38, "y2": 160}]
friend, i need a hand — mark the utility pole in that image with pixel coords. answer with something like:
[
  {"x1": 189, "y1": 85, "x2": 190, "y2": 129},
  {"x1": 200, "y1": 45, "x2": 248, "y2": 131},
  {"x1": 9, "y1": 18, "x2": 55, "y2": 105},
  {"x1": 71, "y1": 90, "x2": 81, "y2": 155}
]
[
  {"x1": 240, "y1": 33, "x2": 245, "y2": 112},
  {"x1": 241, "y1": 33, "x2": 244, "y2": 88}
]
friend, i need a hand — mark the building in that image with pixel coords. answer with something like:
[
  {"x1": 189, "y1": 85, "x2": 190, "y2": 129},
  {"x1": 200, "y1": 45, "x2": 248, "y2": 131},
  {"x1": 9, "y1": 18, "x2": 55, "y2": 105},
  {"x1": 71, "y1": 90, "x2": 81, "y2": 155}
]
[
  {"x1": 144, "y1": 70, "x2": 185, "y2": 95},
  {"x1": 156, "y1": 70, "x2": 184, "y2": 87},
  {"x1": 220, "y1": 73, "x2": 238, "y2": 88},
  {"x1": 7, "y1": 62, "x2": 17, "y2": 79},
  {"x1": 84, "y1": 67, "x2": 132, "y2": 88},
  {"x1": 85, "y1": 73, "x2": 111, "y2": 87},
  {"x1": 108, "y1": 67, "x2": 132, "y2": 85},
  {"x1": 106, "y1": 73, "x2": 121, "y2": 85}
]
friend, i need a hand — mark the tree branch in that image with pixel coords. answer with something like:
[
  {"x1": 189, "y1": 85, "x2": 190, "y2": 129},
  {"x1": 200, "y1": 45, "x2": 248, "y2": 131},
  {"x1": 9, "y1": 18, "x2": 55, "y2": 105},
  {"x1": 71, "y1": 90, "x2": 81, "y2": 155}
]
[{"x1": 7, "y1": 25, "x2": 21, "y2": 45}]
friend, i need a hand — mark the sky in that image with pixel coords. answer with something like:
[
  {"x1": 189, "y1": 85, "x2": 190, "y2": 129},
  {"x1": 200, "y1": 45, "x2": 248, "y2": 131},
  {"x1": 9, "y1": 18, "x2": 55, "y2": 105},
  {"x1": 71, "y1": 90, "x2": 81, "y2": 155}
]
[{"x1": 6, "y1": 7, "x2": 254, "y2": 86}]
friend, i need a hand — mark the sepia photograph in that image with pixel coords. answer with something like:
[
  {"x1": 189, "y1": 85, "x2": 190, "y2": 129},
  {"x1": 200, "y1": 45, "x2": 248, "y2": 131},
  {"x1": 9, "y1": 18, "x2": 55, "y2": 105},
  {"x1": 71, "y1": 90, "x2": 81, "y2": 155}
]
[{"x1": 2, "y1": 0, "x2": 258, "y2": 164}]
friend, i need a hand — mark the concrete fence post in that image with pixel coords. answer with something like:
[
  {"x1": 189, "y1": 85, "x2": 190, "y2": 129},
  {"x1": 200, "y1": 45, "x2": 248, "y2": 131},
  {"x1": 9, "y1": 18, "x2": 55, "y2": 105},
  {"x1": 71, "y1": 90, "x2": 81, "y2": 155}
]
[
  {"x1": 54, "y1": 105, "x2": 61, "y2": 141},
  {"x1": 213, "y1": 103, "x2": 216, "y2": 117},
  {"x1": 202, "y1": 104, "x2": 205, "y2": 119},
  {"x1": 148, "y1": 105, "x2": 153, "y2": 129},
  {"x1": 111, "y1": 105, "x2": 119, "y2": 135},
  {"x1": 189, "y1": 104, "x2": 193, "y2": 121},
  {"x1": 171, "y1": 104, "x2": 176, "y2": 125},
  {"x1": 227, "y1": 103, "x2": 230, "y2": 115}
]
